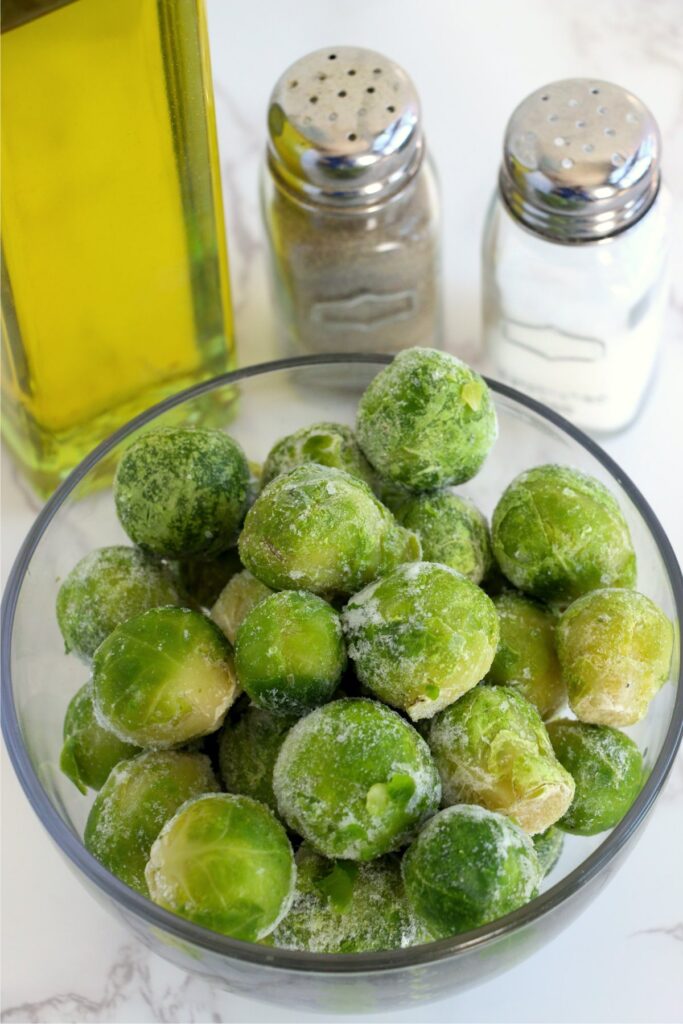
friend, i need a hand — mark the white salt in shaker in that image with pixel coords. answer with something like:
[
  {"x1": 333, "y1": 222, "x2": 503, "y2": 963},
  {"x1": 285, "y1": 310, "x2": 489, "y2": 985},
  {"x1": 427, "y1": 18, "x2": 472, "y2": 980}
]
[{"x1": 482, "y1": 79, "x2": 671, "y2": 433}]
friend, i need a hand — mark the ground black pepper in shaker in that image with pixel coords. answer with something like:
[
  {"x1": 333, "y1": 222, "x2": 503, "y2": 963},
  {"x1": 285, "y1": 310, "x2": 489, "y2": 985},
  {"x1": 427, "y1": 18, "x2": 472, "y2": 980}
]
[{"x1": 261, "y1": 46, "x2": 442, "y2": 356}]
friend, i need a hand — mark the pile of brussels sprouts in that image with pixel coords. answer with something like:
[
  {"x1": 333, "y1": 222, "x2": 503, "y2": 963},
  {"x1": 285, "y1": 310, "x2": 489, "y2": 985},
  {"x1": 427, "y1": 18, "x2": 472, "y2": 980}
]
[{"x1": 57, "y1": 348, "x2": 674, "y2": 951}]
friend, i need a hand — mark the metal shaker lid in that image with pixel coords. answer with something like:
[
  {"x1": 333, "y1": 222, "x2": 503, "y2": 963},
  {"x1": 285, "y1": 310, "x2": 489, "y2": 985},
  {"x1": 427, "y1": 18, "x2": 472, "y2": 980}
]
[
  {"x1": 499, "y1": 79, "x2": 661, "y2": 242},
  {"x1": 266, "y1": 46, "x2": 423, "y2": 206}
]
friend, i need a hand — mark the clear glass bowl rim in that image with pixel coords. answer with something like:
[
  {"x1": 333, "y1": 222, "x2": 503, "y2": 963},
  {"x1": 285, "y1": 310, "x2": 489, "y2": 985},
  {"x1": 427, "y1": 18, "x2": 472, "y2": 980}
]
[{"x1": 2, "y1": 353, "x2": 682, "y2": 975}]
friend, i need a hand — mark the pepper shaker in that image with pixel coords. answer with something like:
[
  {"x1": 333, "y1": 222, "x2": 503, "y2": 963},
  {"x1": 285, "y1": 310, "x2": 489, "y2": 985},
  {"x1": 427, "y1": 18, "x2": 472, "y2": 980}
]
[
  {"x1": 261, "y1": 47, "x2": 442, "y2": 357},
  {"x1": 482, "y1": 79, "x2": 671, "y2": 434}
]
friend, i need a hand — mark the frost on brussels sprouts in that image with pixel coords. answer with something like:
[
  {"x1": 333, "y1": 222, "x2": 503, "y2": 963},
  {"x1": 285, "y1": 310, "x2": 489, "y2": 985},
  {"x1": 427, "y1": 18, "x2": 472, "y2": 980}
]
[
  {"x1": 273, "y1": 843, "x2": 430, "y2": 953},
  {"x1": 342, "y1": 562, "x2": 499, "y2": 721},
  {"x1": 485, "y1": 591, "x2": 565, "y2": 719},
  {"x1": 114, "y1": 427, "x2": 250, "y2": 559},
  {"x1": 428, "y1": 686, "x2": 575, "y2": 834},
  {"x1": 532, "y1": 826, "x2": 564, "y2": 878},
  {"x1": 93, "y1": 607, "x2": 238, "y2": 748},
  {"x1": 239, "y1": 464, "x2": 420, "y2": 597},
  {"x1": 145, "y1": 793, "x2": 295, "y2": 941},
  {"x1": 218, "y1": 703, "x2": 296, "y2": 813},
  {"x1": 235, "y1": 591, "x2": 346, "y2": 717},
  {"x1": 547, "y1": 720, "x2": 643, "y2": 836},
  {"x1": 387, "y1": 490, "x2": 493, "y2": 584},
  {"x1": 491, "y1": 465, "x2": 636, "y2": 605},
  {"x1": 557, "y1": 588, "x2": 673, "y2": 727},
  {"x1": 210, "y1": 569, "x2": 273, "y2": 646},
  {"x1": 356, "y1": 348, "x2": 497, "y2": 492},
  {"x1": 174, "y1": 547, "x2": 243, "y2": 610},
  {"x1": 84, "y1": 751, "x2": 218, "y2": 893},
  {"x1": 56, "y1": 546, "x2": 181, "y2": 661},
  {"x1": 402, "y1": 805, "x2": 541, "y2": 937},
  {"x1": 273, "y1": 699, "x2": 441, "y2": 861},
  {"x1": 261, "y1": 422, "x2": 374, "y2": 489},
  {"x1": 60, "y1": 681, "x2": 140, "y2": 793}
]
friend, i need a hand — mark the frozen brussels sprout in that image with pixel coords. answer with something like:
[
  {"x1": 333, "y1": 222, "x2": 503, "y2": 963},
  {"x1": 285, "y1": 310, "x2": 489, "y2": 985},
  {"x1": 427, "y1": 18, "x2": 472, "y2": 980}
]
[
  {"x1": 84, "y1": 750, "x2": 218, "y2": 893},
  {"x1": 342, "y1": 562, "x2": 499, "y2": 721},
  {"x1": 93, "y1": 607, "x2": 237, "y2": 748},
  {"x1": 387, "y1": 490, "x2": 493, "y2": 584},
  {"x1": 174, "y1": 547, "x2": 243, "y2": 609},
  {"x1": 56, "y1": 546, "x2": 181, "y2": 661},
  {"x1": 218, "y1": 703, "x2": 296, "y2": 812},
  {"x1": 491, "y1": 465, "x2": 636, "y2": 605},
  {"x1": 402, "y1": 805, "x2": 540, "y2": 937},
  {"x1": 210, "y1": 569, "x2": 273, "y2": 645},
  {"x1": 356, "y1": 348, "x2": 497, "y2": 491},
  {"x1": 428, "y1": 686, "x2": 575, "y2": 834},
  {"x1": 239, "y1": 464, "x2": 420, "y2": 597},
  {"x1": 114, "y1": 427, "x2": 250, "y2": 559},
  {"x1": 60, "y1": 681, "x2": 140, "y2": 793},
  {"x1": 557, "y1": 588, "x2": 673, "y2": 727},
  {"x1": 146, "y1": 793, "x2": 295, "y2": 940},
  {"x1": 532, "y1": 826, "x2": 564, "y2": 878},
  {"x1": 485, "y1": 591, "x2": 565, "y2": 719},
  {"x1": 261, "y1": 422, "x2": 374, "y2": 489},
  {"x1": 547, "y1": 720, "x2": 643, "y2": 835},
  {"x1": 273, "y1": 699, "x2": 441, "y2": 860},
  {"x1": 235, "y1": 591, "x2": 346, "y2": 717},
  {"x1": 273, "y1": 843, "x2": 430, "y2": 953}
]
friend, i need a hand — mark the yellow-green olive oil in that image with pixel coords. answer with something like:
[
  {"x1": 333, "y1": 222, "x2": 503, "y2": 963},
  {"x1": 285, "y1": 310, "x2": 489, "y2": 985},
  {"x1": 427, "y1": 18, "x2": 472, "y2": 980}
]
[{"x1": 1, "y1": 0, "x2": 235, "y2": 495}]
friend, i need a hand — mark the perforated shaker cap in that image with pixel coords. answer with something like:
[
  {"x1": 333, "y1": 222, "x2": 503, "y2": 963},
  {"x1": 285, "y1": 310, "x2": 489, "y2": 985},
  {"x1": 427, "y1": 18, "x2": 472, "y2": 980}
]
[
  {"x1": 266, "y1": 46, "x2": 423, "y2": 206},
  {"x1": 499, "y1": 79, "x2": 661, "y2": 242}
]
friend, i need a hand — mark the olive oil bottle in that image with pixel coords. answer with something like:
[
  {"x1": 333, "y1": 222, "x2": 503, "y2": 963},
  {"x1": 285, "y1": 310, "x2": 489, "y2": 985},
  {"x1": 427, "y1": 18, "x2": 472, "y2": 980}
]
[{"x1": 1, "y1": 0, "x2": 235, "y2": 496}]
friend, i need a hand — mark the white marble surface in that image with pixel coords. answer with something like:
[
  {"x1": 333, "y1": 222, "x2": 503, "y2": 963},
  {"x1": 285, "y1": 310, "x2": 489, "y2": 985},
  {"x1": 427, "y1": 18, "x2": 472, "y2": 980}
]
[{"x1": 2, "y1": 1, "x2": 683, "y2": 1021}]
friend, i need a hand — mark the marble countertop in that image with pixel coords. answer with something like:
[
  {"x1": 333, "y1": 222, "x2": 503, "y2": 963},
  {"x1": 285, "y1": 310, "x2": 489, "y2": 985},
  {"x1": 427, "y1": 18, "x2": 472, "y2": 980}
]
[{"x1": 2, "y1": 1, "x2": 683, "y2": 1021}]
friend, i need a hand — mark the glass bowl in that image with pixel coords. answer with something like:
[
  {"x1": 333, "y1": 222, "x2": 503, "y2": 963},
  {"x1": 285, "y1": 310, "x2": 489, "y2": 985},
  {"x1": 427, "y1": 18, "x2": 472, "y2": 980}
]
[{"x1": 2, "y1": 355, "x2": 682, "y2": 1015}]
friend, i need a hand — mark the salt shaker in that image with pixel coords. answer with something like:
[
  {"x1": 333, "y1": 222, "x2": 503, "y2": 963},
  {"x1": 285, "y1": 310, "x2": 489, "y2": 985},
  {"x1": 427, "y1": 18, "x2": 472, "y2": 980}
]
[
  {"x1": 261, "y1": 47, "x2": 442, "y2": 356},
  {"x1": 482, "y1": 79, "x2": 671, "y2": 433}
]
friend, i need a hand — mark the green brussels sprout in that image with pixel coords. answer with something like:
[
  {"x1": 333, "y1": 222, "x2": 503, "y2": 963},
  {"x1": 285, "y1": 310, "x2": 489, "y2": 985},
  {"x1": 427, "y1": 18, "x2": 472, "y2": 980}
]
[
  {"x1": 239, "y1": 464, "x2": 420, "y2": 597},
  {"x1": 218, "y1": 703, "x2": 296, "y2": 813},
  {"x1": 491, "y1": 465, "x2": 636, "y2": 605},
  {"x1": 93, "y1": 607, "x2": 238, "y2": 748},
  {"x1": 114, "y1": 427, "x2": 250, "y2": 559},
  {"x1": 532, "y1": 827, "x2": 564, "y2": 878},
  {"x1": 56, "y1": 546, "x2": 181, "y2": 661},
  {"x1": 342, "y1": 562, "x2": 499, "y2": 721},
  {"x1": 173, "y1": 547, "x2": 243, "y2": 609},
  {"x1": 387, "y1": 490, "x2": 493, "y2": 584},
  {"x1": 402, "y1": 805, "x2": 541, "y2": 937},
  {"x1": 60, "y1": 681, "x2": 141, "y2": 793},
  {"x1": 210, "y1": 569, "x2": 273, "y2": 645},
  {"x1": 84, "y1": 750, "x2": 218, "y2": 893},
  {"x1": 235, "y1": 591, "x2": 346, "y2": 717},
  {"x1": 273, "y1": 699, "x2": 441, "y2": 861},
  {"x1": 145, "y1": 793, "x2": 295, "y2": 941},
  {"x1": 428, "y1": 686, "x2": 575, "y2": 834},
  {"x1": 547, "y1": 720, "x2": 644, "y2": 835},
  {"x1": 261, "y1": 422, "x2": 374, "y2": 489},
  {"x1": 557, "y1": 588, "x2": 674, "y2": 727},
  {"x1": 356, "y1": 348, "x2": 497, "y2": 491},
  {"x1": 485, "y1": 591, "x2": 565, "y2": 719},
  {"x1": 273, "y1": 843, "x2": 430, "y2": 952}
]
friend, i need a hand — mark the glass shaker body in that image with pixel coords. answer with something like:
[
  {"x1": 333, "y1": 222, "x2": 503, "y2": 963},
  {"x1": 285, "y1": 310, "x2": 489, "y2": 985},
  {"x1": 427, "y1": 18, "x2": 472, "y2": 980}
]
[
  {"x1": 482, "y1": 189, "x2": 670, "y2": 434},
  {"x1": 1, "y1": 0, "x2": 235, "y2": 496},
  {"x1": 261, "y1": 156, "x2": 441, "y2": 357},
  {"x1": 483, "y1": 77, "x2": 671, "y2": 435},
  {"x1": 262, "y1": 46, "x2": 442, "y2": 358}
]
